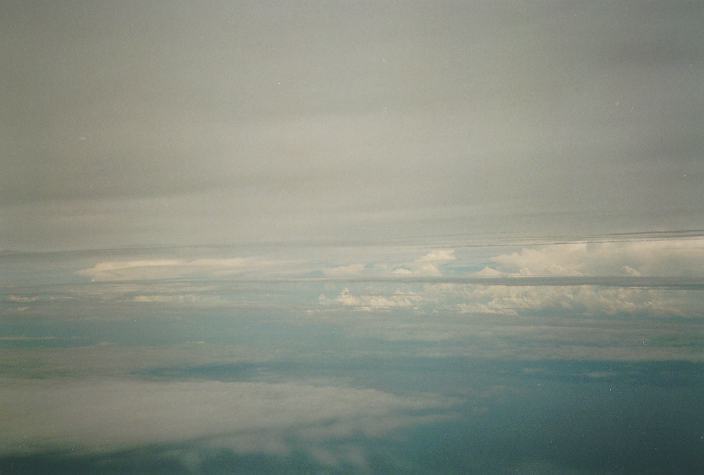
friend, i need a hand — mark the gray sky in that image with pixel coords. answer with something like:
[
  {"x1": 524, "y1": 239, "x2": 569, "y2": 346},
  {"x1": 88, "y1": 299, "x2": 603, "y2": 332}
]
[
  {"x1": 2, "y1": 0, "x2": 703, "y2": 250},
  {"x1": 2, "y1": 5, "x2": 704, "y2": 470}
]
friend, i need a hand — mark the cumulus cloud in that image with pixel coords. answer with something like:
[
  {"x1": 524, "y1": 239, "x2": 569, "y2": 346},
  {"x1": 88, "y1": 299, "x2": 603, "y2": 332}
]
[
  {"x1": 320, "y1": 288, "x2": 423, "y2": 311},
  {"x1": 393, "y1": 249, "x2": 455, "y2": 277},
  {"x1": 0, "y1": 378, "x2": 452, "y2": 468},
  {"x1": 482, "y1": 238, "x2": 704, "y2": 277}
]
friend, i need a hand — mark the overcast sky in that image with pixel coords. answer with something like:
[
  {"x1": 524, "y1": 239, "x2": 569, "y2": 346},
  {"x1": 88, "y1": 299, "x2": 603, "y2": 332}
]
[
  {"x1": 2, "y1": 0, "x2": 703, "y2": 250},
  {"x1": 2, "y1": 4, "x2": 704, "y2": 472}
]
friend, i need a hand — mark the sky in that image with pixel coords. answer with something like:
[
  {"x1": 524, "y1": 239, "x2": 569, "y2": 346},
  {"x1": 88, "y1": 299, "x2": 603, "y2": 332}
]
[
  {"x1": 1, "y1": 1, "x2": 704, "y2": 473},
  {"x1": 2, "y1": 0, "x2": 703, "y2": 250}
]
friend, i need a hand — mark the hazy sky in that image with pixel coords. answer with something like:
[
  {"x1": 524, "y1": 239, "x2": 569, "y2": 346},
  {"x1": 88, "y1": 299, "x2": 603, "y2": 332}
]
[
  {"x1": 2, "y1": 3, "x2": 704, "y2": 473},
  {"x1": 2, "y1": 0, "x2": 703, "y2": 250}
]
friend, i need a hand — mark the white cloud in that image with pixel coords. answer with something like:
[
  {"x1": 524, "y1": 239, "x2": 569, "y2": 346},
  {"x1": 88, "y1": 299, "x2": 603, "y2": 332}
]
[
  {"x1": 453, "y1": 285, "x2": 690, "y2": 317},
  {"x1": 393, "y1": 249, "x2": 455, "y2": 277},
  {"x1": 132, "y1": 294, "x2": 200, "y2": 304},
  {"x1": 78, "y1": 257, "x2": 296, "y2": 281},
  {"x1": 6, "y1": 295, "x2": 39, "y2": 303},
  {"x1": 482, "y1": 238, "x2": 704, "y2": 277},
  {"x1": 321, "y1": 288, "x2": 423, "y2": 311},
  {"x1": 475, "y1": 266, "x2": 506, "y2": 278},
  {"x1": 323, "y1": 263, "x2": 366, "y2": 277}
]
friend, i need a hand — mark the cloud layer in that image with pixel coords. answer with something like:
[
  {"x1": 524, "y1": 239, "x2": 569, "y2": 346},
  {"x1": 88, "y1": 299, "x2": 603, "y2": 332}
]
[
  {"x1": 0, "y1": 378, "x2": 452, "y2": 468},
  {"x1": 78, "y1": 257, "x2": 297, "y2": 281}
]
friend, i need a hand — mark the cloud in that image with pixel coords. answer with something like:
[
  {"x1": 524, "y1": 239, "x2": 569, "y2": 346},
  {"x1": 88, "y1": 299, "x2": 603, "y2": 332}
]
[
  {"x1": 132, "y1": 294, "x2": 200, "y2": 304},
  {"x1": 0, "y1": 378, "x2": 452, "y2": 468},
  {"x1": 320, "y1": 288, "x2": 423, "y2": 311},
  {"x1": 78, "y1": 257, "x2": 297, "y2": 281},
  {"x1": 475, "y1": 266, "x2": 505, "y2": 278},
  {"x1": 451, "y1": 285, "x2": 692, "y2": 317},
  {"x1": 483, "y1": 238, "x2": 704, "y2": 277},
  {"x1": 323, "y1": 263, "x2": 366, "y2": 277},
  {"x1": 5, "y1": 295, "x2": 39, "y2": 303},
  {"x1": 0, "y1": 336, "x2": 58, "y2": 342},
  {"x1": 393, "y1": 249, "x2": 455, "y2": 277}
]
